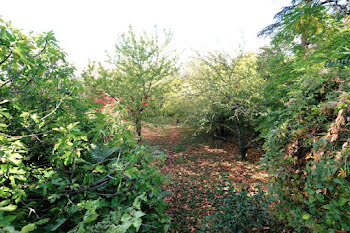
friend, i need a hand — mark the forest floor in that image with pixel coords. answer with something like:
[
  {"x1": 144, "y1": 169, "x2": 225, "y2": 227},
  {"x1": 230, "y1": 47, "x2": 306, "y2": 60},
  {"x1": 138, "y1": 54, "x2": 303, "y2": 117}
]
[{"x1": 143, "y1": 124, "x2": 269, "y2": 232}]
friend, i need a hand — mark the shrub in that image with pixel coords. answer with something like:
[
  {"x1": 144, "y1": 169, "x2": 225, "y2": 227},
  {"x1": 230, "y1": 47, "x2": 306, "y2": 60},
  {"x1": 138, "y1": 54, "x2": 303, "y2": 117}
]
[{"x1": 197, "y1": 179, "x2": 278, "y2": 233}]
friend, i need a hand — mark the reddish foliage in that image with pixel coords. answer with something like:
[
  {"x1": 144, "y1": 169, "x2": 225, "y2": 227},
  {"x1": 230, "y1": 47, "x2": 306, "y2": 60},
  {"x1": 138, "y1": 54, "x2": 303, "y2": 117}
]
[{"x1": 93, "y1": 95, "x2": 117, "y2": 106}]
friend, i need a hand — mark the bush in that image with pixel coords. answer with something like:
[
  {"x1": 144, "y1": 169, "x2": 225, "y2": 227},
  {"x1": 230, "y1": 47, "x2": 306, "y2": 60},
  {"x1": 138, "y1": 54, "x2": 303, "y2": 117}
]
[{"x1": 197, "y1": 179, "x2": 278, "y2": 233}]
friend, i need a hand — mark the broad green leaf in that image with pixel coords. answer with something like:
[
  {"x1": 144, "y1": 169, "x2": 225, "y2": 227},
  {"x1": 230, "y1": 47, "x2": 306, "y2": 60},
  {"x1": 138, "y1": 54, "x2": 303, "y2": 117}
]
[
  {"x1": 133, "y1": 218, "x2": 142, "y2": 231},
  {"x1": 50, "y1": 218, "x2": 66, "y2": 231},
  {"x1": 338, "y1": 197, "x2": 348, "y2": 207},
  {"x1": 83, "y1": 211, "x2": 98, "y2": 223},
  {"x1": 36, "y1": 218, "x2": 50, "y2": 225},
  {"x1": 134, "y1": 210, "x2": 145, "y2": 219},
  {"x1": 0, "y1": 111, "x2": 11, "y2": 119},
  {"x1": 0, "y1": 204, "x2": 17, "y2": 211},
  {"x1": 302, "y1": 213, "x2": 311, "y2": 220},
  {"x1": 0, "y1": 200, "x2": 11, "y2": 207},
  {"x1": 322, "y1": 204, "x2": 333, "y2": 210},
  {"x1": 0, "y1": 215, "x2": 16, "y2": 226},
  {"x1": 118, "y1": 221, "x2": 132, "y2": 233},
  {"x1": 21, "y1": 223, "x2": 37, "y2": 233}
]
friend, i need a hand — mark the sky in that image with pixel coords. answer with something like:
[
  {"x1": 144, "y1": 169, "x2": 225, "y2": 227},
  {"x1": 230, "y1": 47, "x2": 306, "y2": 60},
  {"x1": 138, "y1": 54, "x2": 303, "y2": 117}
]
[{"x1": 1, "y1": 0, "x2": 289, "y2": 71}]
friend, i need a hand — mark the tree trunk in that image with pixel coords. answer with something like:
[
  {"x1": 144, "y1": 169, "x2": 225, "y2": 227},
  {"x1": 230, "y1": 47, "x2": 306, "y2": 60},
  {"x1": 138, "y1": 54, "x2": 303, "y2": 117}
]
[
  {"x1": 135, "y1": 117, "x2": 142, "y2": 141},
  {"x1": 235, "y1": 115, "x2": 247, "y2": 160}
]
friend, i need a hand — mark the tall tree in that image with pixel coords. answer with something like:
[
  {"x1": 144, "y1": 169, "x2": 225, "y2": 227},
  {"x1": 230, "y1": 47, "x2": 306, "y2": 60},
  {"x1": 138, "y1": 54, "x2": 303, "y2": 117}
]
[
  {"x1": 259, "y1": 0, "x2": 350, "y2": 55},
  {"x1": 84, "y1": 27, "x2": 177, "y2": 140}
]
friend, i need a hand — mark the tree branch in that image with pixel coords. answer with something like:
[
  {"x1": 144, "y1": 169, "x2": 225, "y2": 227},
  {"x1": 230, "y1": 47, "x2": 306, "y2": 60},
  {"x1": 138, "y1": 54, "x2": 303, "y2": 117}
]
[{"x1": 0, "y1": 50, "x2": 13, "y2": 66}]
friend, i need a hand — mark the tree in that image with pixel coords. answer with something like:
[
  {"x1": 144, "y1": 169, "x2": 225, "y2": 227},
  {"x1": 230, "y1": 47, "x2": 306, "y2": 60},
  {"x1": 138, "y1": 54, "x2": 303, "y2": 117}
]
[
  {"x1": 169, "y1": 51, "x2": 264, "y2": 159},
  {"x1": 259, "y1": 0, "x2": 350, "y2": 37},
  {"x1": 259, "y1": 0, "x2": 350, "y2": 55},
  {"x1": 84, "y1": 27, "x2": 177, "y2": 140}
]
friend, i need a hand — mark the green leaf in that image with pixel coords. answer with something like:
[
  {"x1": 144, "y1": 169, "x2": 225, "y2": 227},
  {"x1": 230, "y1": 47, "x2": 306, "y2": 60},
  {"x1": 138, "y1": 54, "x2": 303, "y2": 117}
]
[
  {"x1": 0, "y1": 111, "x2": 11, "y2": 119},
  {"x1": 21, "y1": 223, "x2": 37, "y2": 233},
  {"x1": 76, "y1": 223, "x2": 85, "y2": 233},
  {"x1": 0, "y1": 29, "x2": 7, "y2": 40},
  {"x1": 36, "y1": 218, "x2": 50, "y2": 225},
  {"x1": 133, "y1": 218, "x2": 142, "y2": 231},
  {"x1": 302, "y1": 213, "x2": 311, "y2": 220},
  {"x1": 0, "y1": 215, "x2": 16, "y2": 226},
  {"x1": 0, "y1": 204, "x2": 17, "y2": 212},
  {"x1": 134, "y1": 210, "x2": 145, "y2": 219},
  {"x1": 51, "y1": 218, "x2": 66, "y2": 231},
  {"x1": 0, "y1": 100, "x2": 9, "y2": 105},
  {"x1": 0, "y1": 200, "x2": 11, "y2": 207},
  {"x1": 8, "y1": 153, "x2": 23, "y2": 166},
  {"x1": 322, "y1": 204, "x2": 333, "y2": 210},
  {"x1": 118, "y1": 221, "x2": 132, "y2": 233},
  {"x1": 83, "y1": 211, "x2": 98, "y2": 223},
  {"x1": 338, "y1": 197, "x2": 348, "y2": 207}
]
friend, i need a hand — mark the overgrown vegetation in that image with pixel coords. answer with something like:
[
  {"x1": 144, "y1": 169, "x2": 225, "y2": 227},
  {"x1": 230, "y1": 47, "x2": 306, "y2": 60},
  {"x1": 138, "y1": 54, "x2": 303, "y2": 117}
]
[
  {"x1": 165, "y1": 51, "x2": 263, "y2": 159},
  {"x1": 1, "y1": 0, "x2": 350, "y2": 232},
  {"x1": 166, "y1": 1, "x2": 350, "y2": 232},
  {"x1": 0, "y1": 19, "x2": 169, "y2": 232}
]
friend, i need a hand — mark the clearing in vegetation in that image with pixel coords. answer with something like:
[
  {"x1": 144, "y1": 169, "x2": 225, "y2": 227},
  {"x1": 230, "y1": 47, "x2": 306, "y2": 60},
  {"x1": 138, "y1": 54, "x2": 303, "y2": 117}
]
[
  {"x1": 1, "y1": 1, "x2": 350, "y2": 232},
  {"x1": 143, "y1": 124, "x2": 269, "y2": 232}
]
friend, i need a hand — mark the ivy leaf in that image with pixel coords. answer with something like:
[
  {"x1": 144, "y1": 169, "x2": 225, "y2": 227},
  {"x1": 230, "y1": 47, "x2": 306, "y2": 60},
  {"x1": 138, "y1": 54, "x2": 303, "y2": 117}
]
[
  {"x1": 133, "y1": 218, "x2": 142, "y2": 231},
  {"x1": 134, "y1": 210, "x2": 145, "y2": 219},
  {"x1": 118, "y1": 221, "x2": 132, "y2": 233}
]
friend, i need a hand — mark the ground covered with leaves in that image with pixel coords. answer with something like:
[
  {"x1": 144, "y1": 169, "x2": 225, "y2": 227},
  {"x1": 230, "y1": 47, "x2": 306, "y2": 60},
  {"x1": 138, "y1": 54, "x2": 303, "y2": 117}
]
[{"x1": 143, "y1": 125, "x2": 270, "y2": 232}]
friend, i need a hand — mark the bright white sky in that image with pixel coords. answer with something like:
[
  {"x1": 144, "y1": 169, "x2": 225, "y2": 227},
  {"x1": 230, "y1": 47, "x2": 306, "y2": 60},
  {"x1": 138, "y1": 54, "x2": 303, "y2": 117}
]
[{"x1": 1, "y1": 0, "x2": 288, "y2": 71}]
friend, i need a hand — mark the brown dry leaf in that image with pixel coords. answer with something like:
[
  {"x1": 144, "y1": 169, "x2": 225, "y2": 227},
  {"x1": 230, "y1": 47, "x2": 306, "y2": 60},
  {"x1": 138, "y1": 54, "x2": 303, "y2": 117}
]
[
  {"x1": 314, "y1": 109, "x2": 347, "y2": 162},
  {"x1": 142, "y1": 124, "x2": 268, "y2": 232},
  {"x1": 284, "y1": 139, "x2": 299, "y2": 160},
  {"x1": 327, "y1": 109, "x2": 345, "y2": 142}
]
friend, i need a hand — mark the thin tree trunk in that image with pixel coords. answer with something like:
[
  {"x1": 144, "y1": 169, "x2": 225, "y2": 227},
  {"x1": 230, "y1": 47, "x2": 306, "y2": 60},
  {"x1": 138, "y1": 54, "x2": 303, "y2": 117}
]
[
  {"x1": 135, "y1": 117, "x2": 142, "y2": 141},
  {"x1": 235, "y1": 115, "x2": 247, "y2": 160}
]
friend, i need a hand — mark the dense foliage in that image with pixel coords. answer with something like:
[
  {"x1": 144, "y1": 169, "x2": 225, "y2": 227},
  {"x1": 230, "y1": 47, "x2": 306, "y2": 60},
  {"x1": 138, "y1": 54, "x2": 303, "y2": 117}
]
[
  {"x1": 258, "y1": 1, "x2": 350, "y2": 232},
  {"x1": 1, "y1": 0, "x2": 350, "y2": 232},
  {"x1": 166, "y1": 51, "x2": 264, "y2": 159},
  {"x1": 0, "y1": 19, "x2": 169, "y2": 232},
  {"x1": 165, "y1": 1, "x2": 350, "y2": 231},
  {"x1": 83, "y1": 27, "x2": 177, "y2": 140}
]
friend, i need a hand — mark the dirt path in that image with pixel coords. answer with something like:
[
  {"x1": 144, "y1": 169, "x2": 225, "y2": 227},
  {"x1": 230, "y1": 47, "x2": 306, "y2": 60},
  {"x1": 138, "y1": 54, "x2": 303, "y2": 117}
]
[{"x1": 143, "y1": 125, "x2": 269, "y2": 232}]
